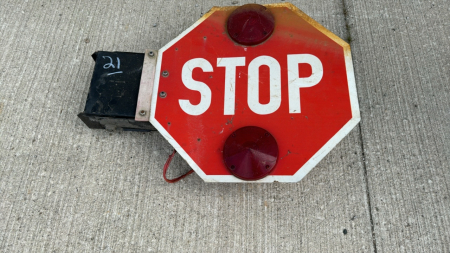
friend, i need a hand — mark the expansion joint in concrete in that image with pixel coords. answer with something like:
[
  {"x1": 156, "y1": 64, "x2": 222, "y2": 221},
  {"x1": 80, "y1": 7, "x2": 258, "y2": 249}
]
[{"x1": 341, "y1": 0, "x2": 378, "y2": 251}]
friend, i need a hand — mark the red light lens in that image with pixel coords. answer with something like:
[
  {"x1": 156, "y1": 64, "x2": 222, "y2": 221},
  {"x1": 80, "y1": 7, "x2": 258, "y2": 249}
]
[
  {"x1": 223, "y1": 126, "x2": 279, "y2": 181},
  {"x1": 226, "y1": 4, "x2": 275, "y2": 46}
]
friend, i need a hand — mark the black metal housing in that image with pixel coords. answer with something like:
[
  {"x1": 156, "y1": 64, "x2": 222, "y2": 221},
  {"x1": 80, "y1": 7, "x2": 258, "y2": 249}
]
[{"x1": 78, "y1": 51, "x2": 155, "y2": 131}]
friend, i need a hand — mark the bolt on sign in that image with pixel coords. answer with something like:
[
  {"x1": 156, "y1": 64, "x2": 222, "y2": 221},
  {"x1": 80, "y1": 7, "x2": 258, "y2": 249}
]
[{"x1": 149, "y1": 3, "x2": 360, "y2": 182}]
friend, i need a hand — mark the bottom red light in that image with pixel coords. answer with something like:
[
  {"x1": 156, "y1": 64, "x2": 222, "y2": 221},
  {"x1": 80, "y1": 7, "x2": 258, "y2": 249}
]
[{"x1": 223, "y1": 126, "x2": 279, "y2": 181}]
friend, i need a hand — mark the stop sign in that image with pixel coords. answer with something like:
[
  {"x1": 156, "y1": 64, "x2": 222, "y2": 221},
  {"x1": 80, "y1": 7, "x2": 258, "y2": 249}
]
[{"x1": 150, "y1": 3, "x2": 360, "y2": 182}]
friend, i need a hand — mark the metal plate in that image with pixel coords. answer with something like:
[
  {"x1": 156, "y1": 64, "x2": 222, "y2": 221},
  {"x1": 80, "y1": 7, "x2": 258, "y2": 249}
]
[{"x1": 135, "y1": 50, "x2": 158, "y2": 121}]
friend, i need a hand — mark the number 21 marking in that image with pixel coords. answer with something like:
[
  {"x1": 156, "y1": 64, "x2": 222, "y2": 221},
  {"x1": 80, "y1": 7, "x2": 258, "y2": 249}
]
[{"x1": 102, "y1": 56, "x2": 123, "y2": 76}]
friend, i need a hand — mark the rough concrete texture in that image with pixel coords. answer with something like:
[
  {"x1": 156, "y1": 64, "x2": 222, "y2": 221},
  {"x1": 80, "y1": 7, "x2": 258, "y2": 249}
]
[
  {"x1": 347, "y1": 0, "x2": 450, "y2": 252},
  {"x1": 0, "y1": 0, "x2": 448, "y2": 252}
]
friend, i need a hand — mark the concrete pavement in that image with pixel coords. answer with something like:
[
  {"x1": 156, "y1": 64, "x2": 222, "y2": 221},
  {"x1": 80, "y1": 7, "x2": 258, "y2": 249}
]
[{"x1": 0, "y1": 0, "x2": 449, "y2": 252}]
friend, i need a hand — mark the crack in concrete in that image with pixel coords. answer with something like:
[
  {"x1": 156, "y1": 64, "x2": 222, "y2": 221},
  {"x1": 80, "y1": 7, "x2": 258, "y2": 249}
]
[{"x1": 341, "y1": 0, "x2": 378, "y2": 252}]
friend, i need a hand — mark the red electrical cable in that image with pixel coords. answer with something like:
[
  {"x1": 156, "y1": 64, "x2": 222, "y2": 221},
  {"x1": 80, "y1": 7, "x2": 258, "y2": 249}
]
[{"x1": 163, "y1": 149, "x2": 194, "y2": 183}]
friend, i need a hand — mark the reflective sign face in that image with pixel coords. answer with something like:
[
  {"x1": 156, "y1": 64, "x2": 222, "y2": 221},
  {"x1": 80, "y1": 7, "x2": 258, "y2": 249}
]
[{"x1": 150, "y1": 3, "x2": 360, "y2": 182}]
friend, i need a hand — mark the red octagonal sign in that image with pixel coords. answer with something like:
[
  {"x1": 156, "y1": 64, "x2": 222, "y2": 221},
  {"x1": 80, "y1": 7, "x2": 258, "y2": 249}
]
[{"x1": 150, "y1": 3, "x2": 360, "y2": 182}]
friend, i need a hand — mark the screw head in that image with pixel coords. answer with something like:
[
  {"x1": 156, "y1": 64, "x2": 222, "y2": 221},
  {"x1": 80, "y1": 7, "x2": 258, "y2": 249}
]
[
  {"x1": 139, "y1": 110, "x2": 146, "y2": 116},
  {"x1": 159, "y1": 91, "x2": 167, "y2": 98},
  {"x1": 148, "y1": 51, "x2": 155, "y2": 57},
  {"x1": 162, "y1": 70, "x2": 169, "y2": 77}
]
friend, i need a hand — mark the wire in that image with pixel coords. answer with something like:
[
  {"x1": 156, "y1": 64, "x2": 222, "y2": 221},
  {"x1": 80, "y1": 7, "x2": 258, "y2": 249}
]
[{"x1": 163, "y1": 149, "x2": 194, "y2": 183}]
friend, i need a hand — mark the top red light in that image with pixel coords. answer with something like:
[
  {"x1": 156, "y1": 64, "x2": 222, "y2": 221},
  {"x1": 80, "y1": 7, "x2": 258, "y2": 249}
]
[{"x1": 226, "y1": 4, "x2": 275, "y2": 46}]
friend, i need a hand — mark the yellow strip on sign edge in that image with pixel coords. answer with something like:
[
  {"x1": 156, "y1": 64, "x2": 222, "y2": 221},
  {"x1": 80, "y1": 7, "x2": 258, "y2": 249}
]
[{"x1": 207, "y1": 3, "x2": 350, "y2": 50}]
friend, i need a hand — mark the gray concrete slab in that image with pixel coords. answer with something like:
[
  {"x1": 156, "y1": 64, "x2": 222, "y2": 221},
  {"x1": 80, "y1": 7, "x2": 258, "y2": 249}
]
[
  {"x1": 0, "y1": 0, "x2": 448, "y2": 252},
  {"x1": 0, "y1": 0, "x2": 373, "y2": 252},
  {"x1": 347, "y1": 0, "x2": 450, "y2": 252}
]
